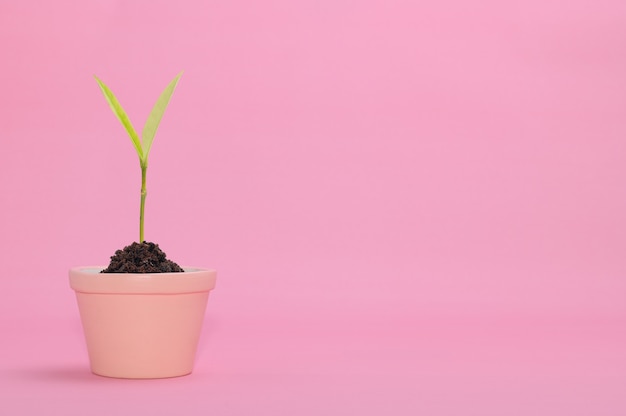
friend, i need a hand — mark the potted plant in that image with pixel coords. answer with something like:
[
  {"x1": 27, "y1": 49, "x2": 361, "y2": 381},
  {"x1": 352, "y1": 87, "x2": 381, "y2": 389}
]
[{"x1": 69, "y1": 73, "x2": 217, "y2": 379}]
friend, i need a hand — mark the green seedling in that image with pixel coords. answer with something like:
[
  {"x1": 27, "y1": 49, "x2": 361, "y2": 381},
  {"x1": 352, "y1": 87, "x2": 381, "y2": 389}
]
[{"x1": 94, "y1": 72, "x2": 182, "y2": 243}]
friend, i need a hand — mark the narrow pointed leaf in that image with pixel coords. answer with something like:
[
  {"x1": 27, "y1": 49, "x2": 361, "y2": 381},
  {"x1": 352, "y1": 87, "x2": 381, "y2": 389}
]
[
  {"x1": 94, "y1": 76, "x2": 143, "y2": 160},
  {"x1": 141, "y1": 72, "x2": 183, "y2": 163}
]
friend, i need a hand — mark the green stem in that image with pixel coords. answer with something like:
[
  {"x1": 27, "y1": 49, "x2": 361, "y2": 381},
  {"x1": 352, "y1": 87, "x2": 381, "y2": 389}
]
[{"x1": 140, "y1": 164, "x2": 147, "y2": 243}]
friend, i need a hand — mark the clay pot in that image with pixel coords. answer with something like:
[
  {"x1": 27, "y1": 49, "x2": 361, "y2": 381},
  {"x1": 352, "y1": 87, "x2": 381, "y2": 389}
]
[{"x1": 69, "y1": 267, "x2": 217, "y2": 379}]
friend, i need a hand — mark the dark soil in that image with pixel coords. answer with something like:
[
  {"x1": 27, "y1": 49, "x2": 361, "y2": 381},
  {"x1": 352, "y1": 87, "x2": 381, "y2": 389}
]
[{"x1": 101, "y1": 241, "x2": 184, "y2": 273}]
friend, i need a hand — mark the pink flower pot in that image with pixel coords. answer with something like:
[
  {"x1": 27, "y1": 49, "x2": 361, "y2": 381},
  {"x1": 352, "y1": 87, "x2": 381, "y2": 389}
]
[{"x1": 69, "y1": 267, "x2": 217, "y2": 379}]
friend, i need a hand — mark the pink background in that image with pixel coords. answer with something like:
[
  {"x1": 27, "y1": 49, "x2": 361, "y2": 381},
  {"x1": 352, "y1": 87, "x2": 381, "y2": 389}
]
[{"x1": 1, "y1": 0, "x2": 625, "y2": 414}]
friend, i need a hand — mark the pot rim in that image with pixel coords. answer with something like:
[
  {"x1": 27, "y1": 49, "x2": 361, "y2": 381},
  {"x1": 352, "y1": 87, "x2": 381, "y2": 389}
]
[{"x1": 69, "y1": 266, "x2": 217, "y2": 295}]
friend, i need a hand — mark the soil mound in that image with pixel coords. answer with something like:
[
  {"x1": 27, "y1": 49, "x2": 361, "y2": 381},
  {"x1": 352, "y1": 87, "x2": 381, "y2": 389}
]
[{"x1": 101, "y1": 241, "x2": 184, "y2": 273}]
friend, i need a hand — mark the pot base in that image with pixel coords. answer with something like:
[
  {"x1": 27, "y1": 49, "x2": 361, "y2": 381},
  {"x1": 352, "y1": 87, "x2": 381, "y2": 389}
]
[{"x1": 91, "y1": 369, "x2": 192, "y2": 379}]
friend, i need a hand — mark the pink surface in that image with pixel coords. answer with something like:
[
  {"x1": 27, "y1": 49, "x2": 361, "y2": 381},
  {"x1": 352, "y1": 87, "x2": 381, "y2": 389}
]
[{"x1": 1, "y1": 0, "x2": 626, "y2": 414}]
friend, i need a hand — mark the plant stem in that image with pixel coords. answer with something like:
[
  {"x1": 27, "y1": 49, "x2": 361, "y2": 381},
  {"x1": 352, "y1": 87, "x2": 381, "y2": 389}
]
[{"x1": 140, "y1": 164, "x2": 147, "y2": 243}]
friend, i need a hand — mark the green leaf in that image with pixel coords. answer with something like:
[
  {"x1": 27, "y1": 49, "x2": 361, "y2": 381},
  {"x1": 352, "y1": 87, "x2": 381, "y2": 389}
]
[
  {"x1": 94, "y1": 76, "x2": 143, "y2": 161},
  {"x1": 141, "y1": 72, "x2": 183, "y2": 164}
]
